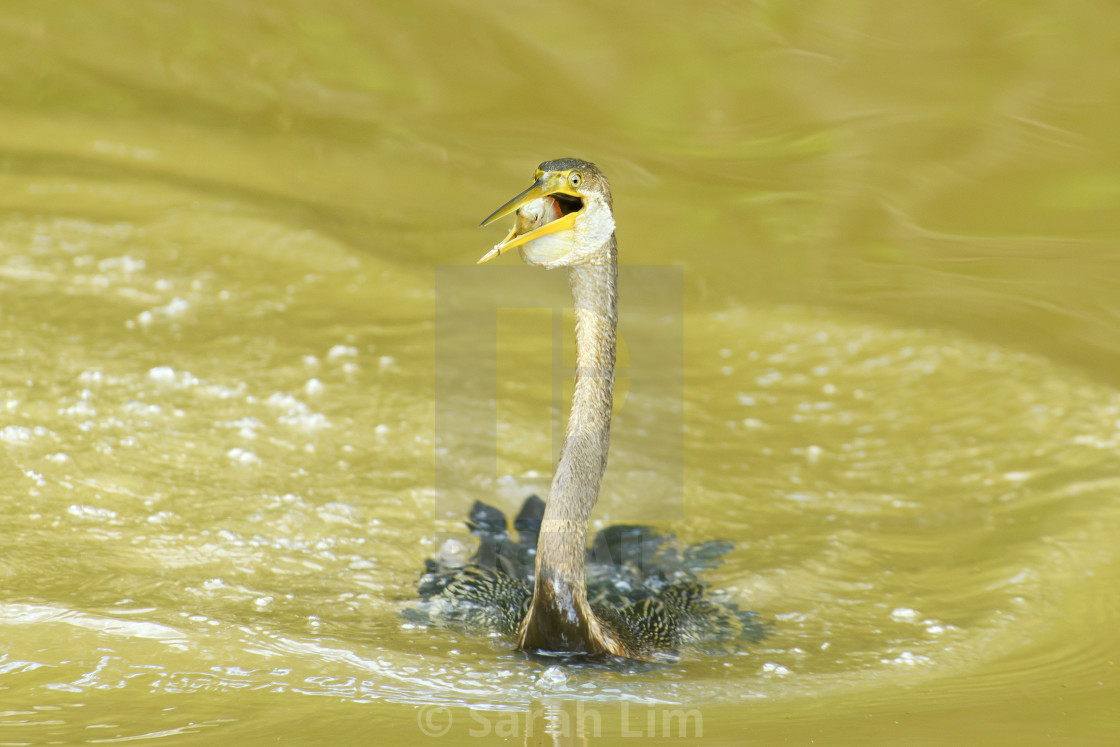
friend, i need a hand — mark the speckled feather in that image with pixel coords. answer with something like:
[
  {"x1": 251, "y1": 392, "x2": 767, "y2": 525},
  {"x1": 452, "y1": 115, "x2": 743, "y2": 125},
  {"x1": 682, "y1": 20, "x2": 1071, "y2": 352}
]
[{"x1": 418, "y1": 497, "x2": 766, "y2": 656}]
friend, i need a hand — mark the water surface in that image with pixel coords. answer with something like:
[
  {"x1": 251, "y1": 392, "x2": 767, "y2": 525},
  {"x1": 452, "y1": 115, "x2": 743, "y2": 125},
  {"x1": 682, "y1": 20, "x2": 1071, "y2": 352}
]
[{"x1": 2, "y1": 1, "x2": 1119, "y2": 744}]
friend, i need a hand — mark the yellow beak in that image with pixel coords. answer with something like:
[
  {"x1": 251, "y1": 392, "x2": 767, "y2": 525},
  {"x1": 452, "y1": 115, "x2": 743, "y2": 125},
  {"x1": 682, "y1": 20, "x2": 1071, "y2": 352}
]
[{"x1": 477, "y1": 171, "x2": 583, "y2": 264}]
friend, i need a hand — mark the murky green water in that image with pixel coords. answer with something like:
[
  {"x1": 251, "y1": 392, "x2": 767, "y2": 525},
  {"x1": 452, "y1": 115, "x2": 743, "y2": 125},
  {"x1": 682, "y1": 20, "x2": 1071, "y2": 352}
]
[{"x1": 2, "y1": 1, "x2": 1120, "y2": 744}]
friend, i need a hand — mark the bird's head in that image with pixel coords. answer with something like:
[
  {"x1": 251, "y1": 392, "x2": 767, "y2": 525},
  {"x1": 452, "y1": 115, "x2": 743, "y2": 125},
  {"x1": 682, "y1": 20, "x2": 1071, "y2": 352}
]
[{"x1": 478, "y1": 158, "x2": 615, "y2": 267}]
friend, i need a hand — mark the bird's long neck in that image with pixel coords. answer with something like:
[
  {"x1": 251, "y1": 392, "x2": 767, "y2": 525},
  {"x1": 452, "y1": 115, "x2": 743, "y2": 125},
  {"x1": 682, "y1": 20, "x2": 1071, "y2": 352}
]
[{"x1": 518, "y1": 237, "x2": 624, "y2": 656}]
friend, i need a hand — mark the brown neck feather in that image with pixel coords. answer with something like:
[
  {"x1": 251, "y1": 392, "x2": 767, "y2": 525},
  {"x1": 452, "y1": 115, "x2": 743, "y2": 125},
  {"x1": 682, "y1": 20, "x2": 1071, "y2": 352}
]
[{"x1": 517, "y1": 237, "x2": 624, "y2": 656}]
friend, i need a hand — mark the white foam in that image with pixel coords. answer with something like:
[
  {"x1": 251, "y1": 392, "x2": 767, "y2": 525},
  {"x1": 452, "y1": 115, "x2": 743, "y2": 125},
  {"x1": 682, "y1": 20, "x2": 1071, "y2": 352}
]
[
  {"x1": 891, "y1": 607, "x2": 919, "y2": 621},
  {"x1": 124, "y1": 401, "x2": 162, "y2": 416},
  {"x1": 148, "y1": 366, "x2": 177, "y2": 384},
  {"x1": 98, "y1": 256, "x2": 146, "y2": 273},
  {"x1": 61, "y1": 400, "x2": 96, "y2": 418},
  {"x1": 761, "y1": 662, "x2": 790, "y2": 676},
  {"x1": 160, "y1": 297, "x2": 190, "y2": 317},
  {"x1": 0, "y1": 425, "x2": 34, "y2": 444},
  {"x1": 147, "y1": 367, "x2": 198, "y2": 388},
  {"x1": 228, "y1": 448, "x2": 261, "y2": 466},
  {"x1": 266, "y1": 392, "x2": 330, "y2": 431},
  {"x1": 67, "y1": 505, "x2": 118, "y2": 521},
  {"x1": 327, "y1": 345, "x2": 358, "y2": 361},
  {"x1": 881, "y1": 651, "x2": 931, "y2": 666}
]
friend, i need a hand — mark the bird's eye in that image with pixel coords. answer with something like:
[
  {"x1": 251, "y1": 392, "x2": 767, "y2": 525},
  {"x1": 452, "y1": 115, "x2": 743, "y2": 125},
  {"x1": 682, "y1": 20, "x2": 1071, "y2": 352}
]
[{"x1": 569, "y1": 173, "x2": 581, "y2": 188}]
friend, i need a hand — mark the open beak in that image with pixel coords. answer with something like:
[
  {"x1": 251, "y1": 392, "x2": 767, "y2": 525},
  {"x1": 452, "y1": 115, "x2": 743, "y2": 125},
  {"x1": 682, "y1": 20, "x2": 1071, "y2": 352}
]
[{"x1": 477, "y1": 172, "x2": 583, "y2": 264}]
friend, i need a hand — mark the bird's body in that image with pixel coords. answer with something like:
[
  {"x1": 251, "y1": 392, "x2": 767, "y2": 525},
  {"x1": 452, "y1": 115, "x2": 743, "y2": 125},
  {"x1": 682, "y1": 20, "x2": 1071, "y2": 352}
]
[
  {"x1": 419, "y1": 495, "x2": 759, "y2": 659},
  {"x1": 419, "y1": 159, "x2": 761, "y2": 660}
]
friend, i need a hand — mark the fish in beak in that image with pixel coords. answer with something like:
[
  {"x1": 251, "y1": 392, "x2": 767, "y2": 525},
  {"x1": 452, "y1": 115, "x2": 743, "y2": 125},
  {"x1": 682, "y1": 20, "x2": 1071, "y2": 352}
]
[{"x1": 477, "y1": 170, "x2": 585, "y2": 264}]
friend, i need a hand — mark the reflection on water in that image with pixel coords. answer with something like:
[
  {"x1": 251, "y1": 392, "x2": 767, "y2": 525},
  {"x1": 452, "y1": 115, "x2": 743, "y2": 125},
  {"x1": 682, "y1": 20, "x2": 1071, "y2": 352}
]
[{"x1": 2, "y1": 0, "x2": 1120, "y2": 743}]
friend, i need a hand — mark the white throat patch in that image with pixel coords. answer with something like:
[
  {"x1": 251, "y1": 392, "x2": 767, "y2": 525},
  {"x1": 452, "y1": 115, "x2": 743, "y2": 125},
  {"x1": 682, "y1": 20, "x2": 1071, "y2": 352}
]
[{"x1": 519, "y1": 198, "x2": 615, "y2": 267}]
